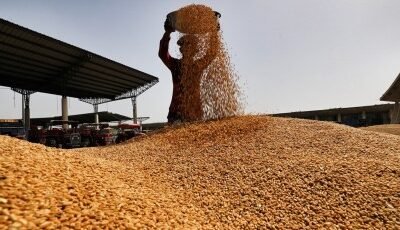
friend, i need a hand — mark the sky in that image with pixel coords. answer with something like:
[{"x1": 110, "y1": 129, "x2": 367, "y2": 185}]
[{"x1": 1, "y1": 0, "x2": 400, "y2": 123}]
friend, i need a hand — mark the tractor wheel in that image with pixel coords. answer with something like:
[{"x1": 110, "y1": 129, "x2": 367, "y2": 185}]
[
  {"x1": 81, "y1": 138, "x2": 90, "y2": 147},
  {"x1": 47, "y1": 138, "x2": 57, "y2": 147}
]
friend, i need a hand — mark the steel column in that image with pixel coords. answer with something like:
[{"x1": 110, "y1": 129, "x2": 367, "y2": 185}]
[
  {"x1": 94, "y1": 104, "x2": 99, "y2": 125},
  {"x1": 24, "y1": 94, "x2": 30, "y2": 131},
  {"x1": 131, "y1": 96, "x2": 137, "y2": 124},
  {"x1": 12, "y1": 88, "x2": 35, "y2": 135},
  {"x1": 391, "y1": 102, "x2": 400, "y2": 124},
  {"x1": 62, "y1": 96, "x2": 68, "y2": 129},
  {"x1": 21, "y1": 94, "x2": 25, "y2": 127}
]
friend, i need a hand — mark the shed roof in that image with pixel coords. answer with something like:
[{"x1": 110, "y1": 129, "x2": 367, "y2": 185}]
[{"x1": 0, "y1": 18, "x2": 158, "y2": 101}]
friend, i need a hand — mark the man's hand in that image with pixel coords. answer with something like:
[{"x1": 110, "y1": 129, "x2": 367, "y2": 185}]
[{"x1": 164, "y1": 19, "x2": 175, "y2": 33}]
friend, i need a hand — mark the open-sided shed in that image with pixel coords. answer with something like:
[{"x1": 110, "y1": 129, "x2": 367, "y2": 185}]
[{"x1": 0, "y1": 18, "x2": 158, "y2": 129}]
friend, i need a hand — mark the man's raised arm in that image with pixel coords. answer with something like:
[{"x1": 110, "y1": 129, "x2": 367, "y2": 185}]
[{"x1": 158, "y1": 21, "x2": 175, "y2": 70}]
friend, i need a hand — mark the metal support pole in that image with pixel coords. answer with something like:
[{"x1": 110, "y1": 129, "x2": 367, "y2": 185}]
[
  {"x1": 361, "y1": 111, "x2": 367, "y2": 120},
  {"x1": 131, "y1": 96, "x2": 137, "y2": 124},
  {"x1": 62, "y1": 95, "x2": 68, "y2": 129},
  {"x1": 392, "y1": 102, "x2": 400, "y2": 124},
  {"x1": 94, "y1": 104, "x2": 99, "y2": 126},
  {"x1": 11, "y1": 88, "x2": 35, "y2": 136},
  {"x1": 337, "y1": 113, "x2": 342, "y2": 123},
  {"x1": 24, "y1": 94, "x2": 30, "y2": 132},
  {"x1": 21, "y1": 94, "x2": 25, "y2": 127}
]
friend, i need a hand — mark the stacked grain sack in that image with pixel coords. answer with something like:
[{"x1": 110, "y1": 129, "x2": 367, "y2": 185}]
[{"x1": 1, "y1": 116, "x2": 399, "y2": 228}]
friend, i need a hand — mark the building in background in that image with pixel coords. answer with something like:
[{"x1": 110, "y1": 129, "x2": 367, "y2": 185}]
[
  {"x1": 273, "y1": 104, "x2": 393, "y2": 127},
  {"x1": 380, "y1": 72, "x2": 400, "y2": 124},
  {"x1": 274, "y1": 72, "x2": 400, "y2": 127}
]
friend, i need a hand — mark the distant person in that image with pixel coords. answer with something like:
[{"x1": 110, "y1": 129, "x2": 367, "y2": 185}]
[{"x1": 158, "y1": 20, "x2": 218, "y2": 123}]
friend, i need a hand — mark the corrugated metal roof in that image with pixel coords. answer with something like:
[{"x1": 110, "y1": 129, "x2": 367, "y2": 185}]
[
  {"x1": 0, "y1": 18, "x2": 158, "y2": 100},
  {"x1": 381, "y1": 73, "x2": 400, "y2": 102}
]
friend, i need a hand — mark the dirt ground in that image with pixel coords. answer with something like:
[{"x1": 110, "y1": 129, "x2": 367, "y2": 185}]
[{"x1": 1, "y1": 116, "x2": 399, "y2": 229}]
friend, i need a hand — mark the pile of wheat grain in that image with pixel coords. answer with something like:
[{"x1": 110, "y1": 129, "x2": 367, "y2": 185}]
[
  {"x1": 361, "y1": 124, "x2": 400, "y2": 136},
  {"x1": 1, "y1": 116, "x2": 399, "y2": 228},
  {"x1": 176, "y1": 4, "x2": 243, "y2": 121}
]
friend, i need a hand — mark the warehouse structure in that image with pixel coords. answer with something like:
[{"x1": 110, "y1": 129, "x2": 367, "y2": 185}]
[
  {"x1": 274, "y1": 104, "x2": 394, "y2": 127},
  {"x1": 380, "y1": 72, "x2": 400, "y2": 124},
  {"x1": 275, "y1": 72, "x2": 400, "y2": 127},
  {"x1": 0, "y1": 18, "x2": 158, "y2": 131}
]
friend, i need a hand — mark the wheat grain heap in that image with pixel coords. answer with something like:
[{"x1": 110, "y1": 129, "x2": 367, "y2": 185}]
[
  {"x1": 1, "y1": 116, "x2": 399, "y2": 228},
  {"x1": 176, "y1": 4, "x2": 242, "y2": 121},
  {"x1": 361, "y1": 124, "x2": 400, "y2": 136}
]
